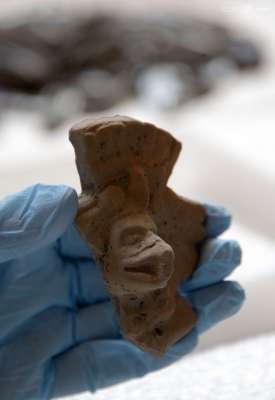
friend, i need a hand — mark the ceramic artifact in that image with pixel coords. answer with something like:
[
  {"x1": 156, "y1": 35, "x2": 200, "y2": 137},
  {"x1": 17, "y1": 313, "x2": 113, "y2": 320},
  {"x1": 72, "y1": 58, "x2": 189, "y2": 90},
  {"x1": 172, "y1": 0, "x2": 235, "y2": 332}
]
[{"x1": 70, "y1": 116, "x2": 205, "y2": 355}]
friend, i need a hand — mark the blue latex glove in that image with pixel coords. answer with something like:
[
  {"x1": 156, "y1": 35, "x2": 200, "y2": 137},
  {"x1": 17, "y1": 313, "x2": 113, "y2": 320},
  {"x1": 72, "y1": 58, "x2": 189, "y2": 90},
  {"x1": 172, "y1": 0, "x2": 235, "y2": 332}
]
[{"x1": 0, "y1": 184, "x2": 244, "y2": 400}]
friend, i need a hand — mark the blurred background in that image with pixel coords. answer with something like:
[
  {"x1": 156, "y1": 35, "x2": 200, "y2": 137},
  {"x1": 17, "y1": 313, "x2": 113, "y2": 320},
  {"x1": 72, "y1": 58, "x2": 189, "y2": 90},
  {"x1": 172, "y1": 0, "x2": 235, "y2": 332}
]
[{"x1": 0, "y1": 0, "x2": 275, "y2": 399}]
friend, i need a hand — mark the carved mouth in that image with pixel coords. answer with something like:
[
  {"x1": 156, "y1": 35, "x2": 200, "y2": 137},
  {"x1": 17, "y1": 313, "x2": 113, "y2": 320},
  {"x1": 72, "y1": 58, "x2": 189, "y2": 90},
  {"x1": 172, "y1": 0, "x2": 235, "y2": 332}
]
[{"x1": 124, "y1": 263, "x2": 159, "y2": 280}]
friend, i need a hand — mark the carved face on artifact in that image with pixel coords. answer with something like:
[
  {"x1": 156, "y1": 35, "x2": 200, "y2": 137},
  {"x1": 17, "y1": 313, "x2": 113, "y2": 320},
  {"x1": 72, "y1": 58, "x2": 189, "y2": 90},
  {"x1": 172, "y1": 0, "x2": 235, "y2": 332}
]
[{"x1": 104, "y1": 213, "x2": 175, "y2": 295}]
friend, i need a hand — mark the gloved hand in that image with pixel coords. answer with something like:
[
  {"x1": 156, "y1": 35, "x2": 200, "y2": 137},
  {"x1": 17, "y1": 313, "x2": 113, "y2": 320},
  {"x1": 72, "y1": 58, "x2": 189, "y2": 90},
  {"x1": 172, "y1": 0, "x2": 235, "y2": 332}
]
[{"x1": 0, "y1": 184, "x2": 244, "y2": 400}]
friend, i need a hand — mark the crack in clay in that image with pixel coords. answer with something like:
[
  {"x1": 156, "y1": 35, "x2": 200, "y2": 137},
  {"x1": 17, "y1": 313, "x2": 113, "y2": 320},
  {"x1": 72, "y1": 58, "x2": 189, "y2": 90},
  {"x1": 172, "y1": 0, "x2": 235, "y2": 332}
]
[{"x1": 126, "y1": 238, "x2": 159, "y2": 258}]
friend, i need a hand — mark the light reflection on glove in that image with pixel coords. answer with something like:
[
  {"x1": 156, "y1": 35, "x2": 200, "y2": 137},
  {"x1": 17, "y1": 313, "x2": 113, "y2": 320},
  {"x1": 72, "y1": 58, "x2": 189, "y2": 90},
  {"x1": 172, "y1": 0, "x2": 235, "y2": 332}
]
[{"x1": 0, "y1": 184, "x2": 244, "y2": 400}]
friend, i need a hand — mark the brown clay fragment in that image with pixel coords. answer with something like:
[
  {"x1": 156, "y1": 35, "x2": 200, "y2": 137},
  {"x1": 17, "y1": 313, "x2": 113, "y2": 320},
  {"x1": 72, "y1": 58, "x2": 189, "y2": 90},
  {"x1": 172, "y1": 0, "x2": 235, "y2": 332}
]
[{"x1": 70, "y1": 115, "x2": 205, "y2": 355}]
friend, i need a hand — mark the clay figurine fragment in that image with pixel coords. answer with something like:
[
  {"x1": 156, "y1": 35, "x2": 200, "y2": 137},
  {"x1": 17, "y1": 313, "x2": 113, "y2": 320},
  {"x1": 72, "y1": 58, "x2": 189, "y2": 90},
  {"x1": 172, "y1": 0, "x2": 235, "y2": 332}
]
[{"x1": 70, "y1": 116, "x2": 205, "y2": 355}]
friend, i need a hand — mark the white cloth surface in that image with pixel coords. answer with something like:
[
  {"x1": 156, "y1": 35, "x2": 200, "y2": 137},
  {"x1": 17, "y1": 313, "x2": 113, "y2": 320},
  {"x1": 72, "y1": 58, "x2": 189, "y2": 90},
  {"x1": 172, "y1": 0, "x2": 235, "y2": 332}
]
[{"x1": 64, "y1": 333, "x2": 275, "y2": 400}]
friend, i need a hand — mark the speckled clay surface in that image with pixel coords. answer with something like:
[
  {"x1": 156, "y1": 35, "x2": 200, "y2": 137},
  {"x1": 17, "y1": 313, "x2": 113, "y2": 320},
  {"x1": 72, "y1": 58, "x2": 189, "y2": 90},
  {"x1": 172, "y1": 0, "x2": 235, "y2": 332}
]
[{"x1": 70, "y1": 116, "x2": 205, "y2": 355}]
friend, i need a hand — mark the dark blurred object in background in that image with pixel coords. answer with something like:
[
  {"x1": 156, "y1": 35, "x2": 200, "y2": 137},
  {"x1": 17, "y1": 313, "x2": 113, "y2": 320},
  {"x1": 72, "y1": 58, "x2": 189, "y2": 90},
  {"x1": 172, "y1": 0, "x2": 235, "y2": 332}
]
[{"x1": 0, "y1": 12, "x2": 261, "y2": 130}]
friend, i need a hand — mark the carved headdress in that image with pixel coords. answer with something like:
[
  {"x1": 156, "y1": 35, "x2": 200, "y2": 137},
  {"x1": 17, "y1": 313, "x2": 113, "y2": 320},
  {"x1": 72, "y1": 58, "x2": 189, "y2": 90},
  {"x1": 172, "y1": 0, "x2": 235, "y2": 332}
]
[{"x1": 69, "y1": 115, "x2": 180, "y2": 196}]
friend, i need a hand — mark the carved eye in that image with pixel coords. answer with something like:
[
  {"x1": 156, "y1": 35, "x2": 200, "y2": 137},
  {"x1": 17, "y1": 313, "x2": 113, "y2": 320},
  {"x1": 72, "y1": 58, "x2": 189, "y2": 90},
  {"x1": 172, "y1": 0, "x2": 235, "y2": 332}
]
[
  {"x1": 124, "y1": 233, "x2": 144, "y2": 246},
  {"x1": 120, "y1": 227, "x2": 146, "y2": 246}
]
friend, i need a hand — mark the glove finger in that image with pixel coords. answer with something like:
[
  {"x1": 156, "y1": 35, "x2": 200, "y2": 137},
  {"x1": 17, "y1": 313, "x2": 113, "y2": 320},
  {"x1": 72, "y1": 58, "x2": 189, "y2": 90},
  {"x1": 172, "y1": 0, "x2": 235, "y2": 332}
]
[
  {"x1": 0, "y1": 184, "x2": 78, "y2": 263},
  {"x1": 0, "y1": 300, "x2": 120, "y2": 372},
  {"x1": 0, "y1": 306, "x2": 79, "y2": 400},
  {"x1": 0, "y1": 307, "x2": 75, "y2": 373},
  {"x1": 74, "y1": 258, "x2": 110, "y2": 304},
  {"x1": 181, "y1": 239, "x2": 242, "y2": 292},
  {"x1": 0, "y1": 248, "x2": 74, "y2": 342},
  {"x1": 0, "y1": 251, "x2": 106, "y2": 343},
  {"x1": 59, "y1": 226, "x2": 111, "y2": 304},
  {"x1": 52, "y1": 329, "x2": 198, "y2": 397},
  {"x1": 204, "y1": 203, "x2": 231, "y2": 238},
  {"x1": 76, "y1": 301, "x2": 121, "y2": 343},
  {"x1": 58, "y1": 223, "x2": 92, "y2": 260},
  {"x1": 0, "y1": 255, "x2": 111, "y2": 346},
  {"x1": 186, "y1": 281, "x2": 245, "y2": 334}
]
